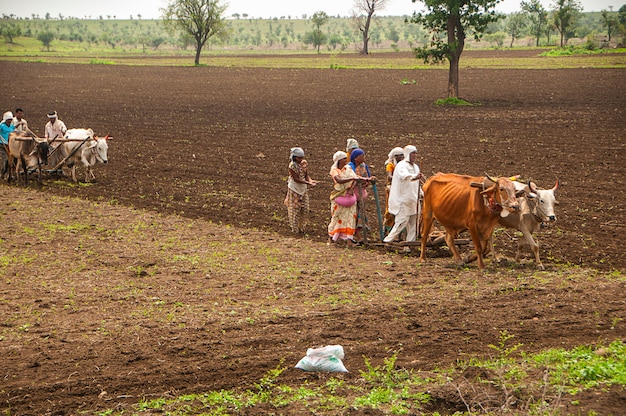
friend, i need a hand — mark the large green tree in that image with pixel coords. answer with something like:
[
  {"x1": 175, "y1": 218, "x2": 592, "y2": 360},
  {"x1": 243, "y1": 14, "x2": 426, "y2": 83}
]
[
  {"x1": 309, "y1": 11, "x2": 329, "y2": 53},
  {"x1": 506, "y1": 12, "x2": 527, "y2": 47},
  {"x1": 352, "y1": 0, "x2": 389, "y2": 54},
  {"x1": 409, "y1": 0, "x2": 501, "y2": 99},
  {"x1": 161, "y1": 0, "x2": 228, "y2": 65},
  {"x1": 1, "y1": 22, "x2": 22, "y2": 43},
  {"x1": 37, "y1": 30, "x2": 54, "y2": 51},
  {"x1": 601, "y1": 9, "x2": 617, "y2": 42},
  {"x1": 521, "y1": 0, "x2": 548, "y2": 46},
  {"x1": 551, "y1": 0, "x2": 582, "y2": 47}
]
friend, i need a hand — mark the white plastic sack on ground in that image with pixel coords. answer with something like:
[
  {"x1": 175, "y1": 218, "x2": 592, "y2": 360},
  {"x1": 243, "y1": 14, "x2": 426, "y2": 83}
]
[{"x1": 295, "y1": 344, "x2": 348, "y2": 372}]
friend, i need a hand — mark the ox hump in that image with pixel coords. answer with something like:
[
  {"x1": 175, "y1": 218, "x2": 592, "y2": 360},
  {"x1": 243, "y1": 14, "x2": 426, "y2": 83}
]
[{"x1": 65, "y1": 128, "x2": 94, "y2": 140}]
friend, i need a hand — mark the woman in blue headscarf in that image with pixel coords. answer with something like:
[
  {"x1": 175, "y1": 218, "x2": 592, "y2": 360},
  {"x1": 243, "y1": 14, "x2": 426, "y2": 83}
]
[{"x1": 347, "y1": 148, "x2": 376, "y2": 243}]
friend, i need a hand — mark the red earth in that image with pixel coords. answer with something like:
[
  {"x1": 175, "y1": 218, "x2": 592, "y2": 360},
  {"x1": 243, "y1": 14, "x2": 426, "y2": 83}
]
[{"x1": 0, "y1": 51, "x2": 625, "y2": 415}]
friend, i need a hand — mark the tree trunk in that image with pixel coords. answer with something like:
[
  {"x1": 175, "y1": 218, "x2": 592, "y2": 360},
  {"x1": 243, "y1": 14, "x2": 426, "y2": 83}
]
[
  {"x1": 546, "y1": 29, "x2": 551, "y2": 45},
  {"x1": 448, "y1": 54, "x2": 459, "y2": 98},
  {"x1": 361, "y1": 13, "x2": 373, "y2": 54},
  {"x1": 447, "y1": 15, "x2": 464, "y2": 99},
  {"x1": 194, "y1": 43, "x2": 202, "y2": 65}
]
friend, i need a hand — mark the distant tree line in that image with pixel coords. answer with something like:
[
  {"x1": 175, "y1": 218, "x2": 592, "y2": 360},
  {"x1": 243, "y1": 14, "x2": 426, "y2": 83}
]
[{"x1": 1, "y1": 5, "x2": 624, "y2": 53}]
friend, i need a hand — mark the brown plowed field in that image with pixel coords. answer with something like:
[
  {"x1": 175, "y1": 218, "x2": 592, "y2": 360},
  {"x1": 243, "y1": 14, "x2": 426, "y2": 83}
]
[{"x1": 0, "y1": 51, "x2": 625, "y2": 415}]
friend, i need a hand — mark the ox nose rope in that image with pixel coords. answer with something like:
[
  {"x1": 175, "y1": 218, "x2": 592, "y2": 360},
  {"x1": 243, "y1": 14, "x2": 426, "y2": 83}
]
[{"x1": 531, "y1": 198, "x2": 552, "y2": 224}]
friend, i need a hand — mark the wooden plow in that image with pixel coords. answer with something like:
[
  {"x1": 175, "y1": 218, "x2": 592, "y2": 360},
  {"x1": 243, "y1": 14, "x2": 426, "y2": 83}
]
[{"x1": 375, "y1": 231, "x2": 471, "y2": 251}]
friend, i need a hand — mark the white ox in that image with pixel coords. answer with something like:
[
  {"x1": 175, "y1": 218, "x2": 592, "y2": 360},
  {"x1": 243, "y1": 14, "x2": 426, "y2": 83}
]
[
  {"x1": 491, "y1": 179, "x2": 559, "y2": 270},
  {"x1": 53, "y1": 128, "x2": 109, "y2": 182},
  {"x1": 7, "y1": 131, "x2": 49, "y2": 185}
]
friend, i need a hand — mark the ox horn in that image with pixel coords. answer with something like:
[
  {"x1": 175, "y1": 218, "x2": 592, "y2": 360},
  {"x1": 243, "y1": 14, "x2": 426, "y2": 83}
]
[
  {"x1": 485, "y1": 173, "x2": 498, "y2": 184},
  {"x1": 528, "y1": 180, "x2": 538, "y2": 193},
  {"x1": 552, "y1": 178, "x2": 559, "y2": 192}
]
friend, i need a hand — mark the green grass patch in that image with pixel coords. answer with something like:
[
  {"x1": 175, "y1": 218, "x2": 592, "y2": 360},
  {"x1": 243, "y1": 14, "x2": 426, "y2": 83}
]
[
  {"x1": 97, "y1": 339, "x2": 626, "y2": 415},
  {"x1": 434, "y1": 97, "x2": 475, "y2": 106},
  {"x1": 89, "y1": 58, "x2": 116, "y2": 64},
  {"x1": 532, "y1": 340, "x2": 626, "y2": 394},
  {"x1": 539, "y1": 45, "x2": 606, "y2": 56}
]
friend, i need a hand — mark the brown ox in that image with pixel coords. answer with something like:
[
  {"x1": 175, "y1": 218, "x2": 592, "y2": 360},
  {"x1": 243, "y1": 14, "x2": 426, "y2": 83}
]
[
  {"x1": 419, "y1": 173, "x2": 521, "y2": 269},
  {"x1": 7, "y1": 131, "x2": 49, "y2": 185}
]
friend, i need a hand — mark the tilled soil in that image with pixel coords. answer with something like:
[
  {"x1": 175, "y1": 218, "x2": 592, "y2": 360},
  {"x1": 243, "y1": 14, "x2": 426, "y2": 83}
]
[{"x1": 0, "y1": 52, "x2": 625, "y2": 415}]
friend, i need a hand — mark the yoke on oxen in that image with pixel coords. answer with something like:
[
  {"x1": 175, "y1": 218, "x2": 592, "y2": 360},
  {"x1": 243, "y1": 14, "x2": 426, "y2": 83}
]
[
  {"x1": 10, "y1": 128, "x2": 111, "y2": 183},
  {"x1": 50, "y1": 128, "x2": 111, "y2": 183}
]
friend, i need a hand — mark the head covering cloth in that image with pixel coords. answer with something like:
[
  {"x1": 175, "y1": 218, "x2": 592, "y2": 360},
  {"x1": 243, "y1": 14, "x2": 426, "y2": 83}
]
[
  {"x1": 346, "y1": 138, "x2": 359, "y2": 152},
  {"x1": 2, "y1": 111, "x2": 14, "y2": 122},
  {"x1": 349, "y1": 148, "x2": 364, "y2": 166},
  {"x1": 403, "y1": 145, "x2": 417, "y2": 160},
  {"x1": 330, "y1": 151, "x2": 348, "y2": 175},
  {"x1": 47, "y1": 111, "x2": 58, "y2": 119},
  {"x1": 385, "y1": 147, "x2": 404, "y2": 166},
  {"x1": 290, "y1": 147, "x2": 305, "y2": 160}
]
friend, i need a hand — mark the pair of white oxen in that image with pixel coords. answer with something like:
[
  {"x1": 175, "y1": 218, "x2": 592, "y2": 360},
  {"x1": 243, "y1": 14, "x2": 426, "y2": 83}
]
[{"x1": 8, "y1": 128, "x2": 109, "y2": 184}]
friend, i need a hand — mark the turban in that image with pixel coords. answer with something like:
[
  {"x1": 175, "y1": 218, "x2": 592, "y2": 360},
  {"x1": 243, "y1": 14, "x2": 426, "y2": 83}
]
[
  {"x1": 403, "y1": 145, "x2": 417, "y2": 160},
  {"x1": 385, "y1": 147, "x2": 404, "y2": 165}
]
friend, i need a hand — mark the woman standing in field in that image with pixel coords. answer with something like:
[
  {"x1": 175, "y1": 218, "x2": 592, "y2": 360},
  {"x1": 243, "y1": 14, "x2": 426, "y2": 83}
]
[
  {"x1": 328, "y1": 151, "x2": 358, "y2": 245},
  {"x1": 284, "y1": 147, "x2": 317, "y2": 234},
  {"x1": 347, "y1": 148, "x2": 376, "y2": 243}
]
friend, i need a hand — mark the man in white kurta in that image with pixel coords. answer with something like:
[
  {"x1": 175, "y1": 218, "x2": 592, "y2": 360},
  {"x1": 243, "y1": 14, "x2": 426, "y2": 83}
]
[
  {"x1": 383, "y1": 145, "x2": 422, "y2": 243},
  {"x1": 44, "y1": 111, "x2": 67, "y2": 140}
]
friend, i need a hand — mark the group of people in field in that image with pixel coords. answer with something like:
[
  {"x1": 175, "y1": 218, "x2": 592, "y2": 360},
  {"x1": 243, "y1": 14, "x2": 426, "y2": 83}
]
[
  {"x1": 0, "y1": 108, "x2": 68, "y2": 179},
  {"x1": 285, "y1": 139, "x2": 424, "y2": 248}
]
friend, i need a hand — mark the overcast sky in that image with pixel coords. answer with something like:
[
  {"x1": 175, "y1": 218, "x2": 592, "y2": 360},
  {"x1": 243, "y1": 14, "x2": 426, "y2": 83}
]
[{"x1": 5, "y1": 0, "x2": 623, "y2": 20}]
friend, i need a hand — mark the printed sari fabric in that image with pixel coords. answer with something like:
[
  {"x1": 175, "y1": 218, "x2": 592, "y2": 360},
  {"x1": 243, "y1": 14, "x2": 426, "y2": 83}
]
[
  {"x1": 353, "y1": 162, "x2": 371, "y2": 231},
  {"x1": 328, "y1": 166, "x2": 357, "y2": 241},
  {"x1": 284, "y1": 160, "x2": 310, "y2": 233}
]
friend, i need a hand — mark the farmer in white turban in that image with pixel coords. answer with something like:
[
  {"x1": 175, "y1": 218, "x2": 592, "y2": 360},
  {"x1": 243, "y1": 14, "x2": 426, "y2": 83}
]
[
  {"x1": 383, "y1": 147, "x2": 405, "y2": 234},
  {"x1": 44, "y1": 111, "x2": 67, "y2": 141},
  {"x1": 383, "y1": 145, "x2": 423, "y2": 244}
]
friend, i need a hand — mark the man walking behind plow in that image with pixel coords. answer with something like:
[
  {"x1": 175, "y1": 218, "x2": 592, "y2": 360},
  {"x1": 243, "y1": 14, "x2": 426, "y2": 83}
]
[{"x1": 383, "y1": 145, "x2": 423, "y2": 246}]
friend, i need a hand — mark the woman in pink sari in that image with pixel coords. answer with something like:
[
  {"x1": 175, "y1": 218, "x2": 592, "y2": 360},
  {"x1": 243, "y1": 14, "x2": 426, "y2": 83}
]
[
  {"x1": 328, "y1": 151, "x2": 357, "y2": 245},
  {"x1": 327, "y1": 151, "x2": 372, "y2": 246}
]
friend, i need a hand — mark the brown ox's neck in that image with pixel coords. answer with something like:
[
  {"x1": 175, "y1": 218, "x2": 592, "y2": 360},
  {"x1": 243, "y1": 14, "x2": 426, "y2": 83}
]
[{"x1": 485, "y1": 194, "x2": 503, "y2": 215}]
